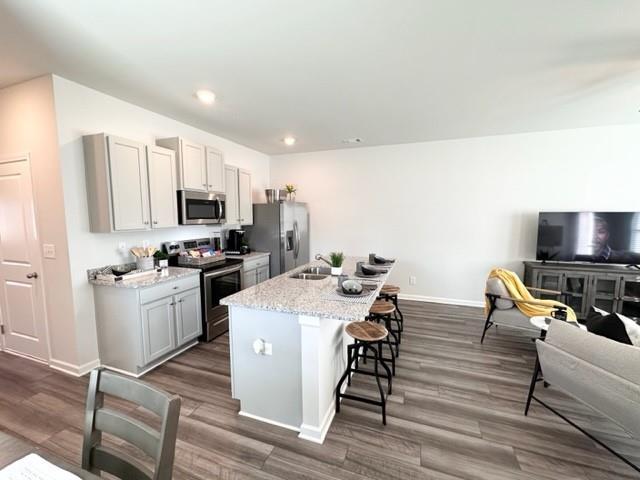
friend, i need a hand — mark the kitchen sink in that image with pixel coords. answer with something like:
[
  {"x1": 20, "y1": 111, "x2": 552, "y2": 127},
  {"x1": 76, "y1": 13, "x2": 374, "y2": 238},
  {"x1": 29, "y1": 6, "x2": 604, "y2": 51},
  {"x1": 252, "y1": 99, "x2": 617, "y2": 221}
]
[
  {"x1": 302, "y1": 267, "x2": 332, "y2": 275},
  {"x1": 290, "y1": 273, "x2": 329, "y2": 280}
]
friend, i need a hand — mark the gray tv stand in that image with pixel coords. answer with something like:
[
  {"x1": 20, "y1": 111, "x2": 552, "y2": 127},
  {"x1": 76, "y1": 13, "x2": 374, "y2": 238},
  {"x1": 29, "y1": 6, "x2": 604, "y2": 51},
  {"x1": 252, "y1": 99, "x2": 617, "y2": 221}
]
[{"x1": 523, "y1": 261, "x2": 640, "y2": 321}]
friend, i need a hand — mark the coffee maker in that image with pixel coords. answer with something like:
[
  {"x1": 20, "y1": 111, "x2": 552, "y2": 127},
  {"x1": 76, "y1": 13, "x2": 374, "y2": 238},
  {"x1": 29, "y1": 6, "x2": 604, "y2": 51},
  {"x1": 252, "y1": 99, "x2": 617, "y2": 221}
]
[{"x1": 226, "y1": 229, "x2": 250, "y2": 255}]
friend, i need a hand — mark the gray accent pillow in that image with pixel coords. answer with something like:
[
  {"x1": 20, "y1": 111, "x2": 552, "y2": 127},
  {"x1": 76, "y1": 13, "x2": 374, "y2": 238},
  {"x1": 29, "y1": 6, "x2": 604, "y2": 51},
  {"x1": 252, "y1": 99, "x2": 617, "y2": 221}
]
[{"x1": 486, "y1": 277, "x2": 514, "y2": 310}]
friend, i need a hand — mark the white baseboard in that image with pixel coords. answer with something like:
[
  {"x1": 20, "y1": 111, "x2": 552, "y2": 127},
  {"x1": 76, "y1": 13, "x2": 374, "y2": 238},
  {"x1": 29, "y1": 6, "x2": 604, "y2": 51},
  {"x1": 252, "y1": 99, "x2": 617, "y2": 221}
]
[
  {"x1": 298, "y1": 401, "x2": 336, "y2": 444},
  {"x1": 49, "y1": 358, "x2": 100, "y2": 377},
  {"x1": 398, "y1": 293, "x2": 484, "y2": 309},
  {"x1": 238, "y1": 410, "x2": 300, "y2": 432}
]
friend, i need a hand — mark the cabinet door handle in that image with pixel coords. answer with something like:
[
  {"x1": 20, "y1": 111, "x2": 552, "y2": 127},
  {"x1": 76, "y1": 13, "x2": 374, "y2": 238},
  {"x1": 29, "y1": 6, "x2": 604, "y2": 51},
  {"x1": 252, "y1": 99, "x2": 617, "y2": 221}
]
[
  {"x1": 173, "y1": 286, "x2": 179, "y2": 290},
  {"x1": 26, "y1": 272, "x2": 38, "y2": 279},
  {"x1": 202, "y1": 183, "x2": 207, "y2": 187},
  {"x1": 143, "y1": 221, "x2": 149, "y2": 225},
  {"x1": 178, "y1": 299, "x2": 184, "y2": 303},
  {"x1": 208, "y1": 184, "x2": 212, "y2": 188},
  {"x1": 153, "y1": 220, "x2": 158, "y2": 225},
  {"x1": 170, "y1": 302, "x2": 176, "y2": 306}
]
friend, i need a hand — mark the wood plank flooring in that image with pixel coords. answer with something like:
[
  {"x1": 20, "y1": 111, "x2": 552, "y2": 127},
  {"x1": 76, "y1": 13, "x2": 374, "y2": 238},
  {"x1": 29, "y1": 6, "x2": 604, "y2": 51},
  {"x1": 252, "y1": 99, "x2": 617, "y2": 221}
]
[{"x1": 1, "y1": 300, "x2": 638, "y2": 479}]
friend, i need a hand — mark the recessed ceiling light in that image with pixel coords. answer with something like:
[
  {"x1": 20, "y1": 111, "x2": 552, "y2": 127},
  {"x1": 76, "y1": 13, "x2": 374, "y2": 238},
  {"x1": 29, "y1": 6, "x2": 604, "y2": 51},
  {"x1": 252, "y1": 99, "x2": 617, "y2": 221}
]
[
  {"x1": 195, "y1": 89, "x2": 216, "y2": 105},
  {"x1": 283, "y1": 136, "x2": 296, "y2": 146}
]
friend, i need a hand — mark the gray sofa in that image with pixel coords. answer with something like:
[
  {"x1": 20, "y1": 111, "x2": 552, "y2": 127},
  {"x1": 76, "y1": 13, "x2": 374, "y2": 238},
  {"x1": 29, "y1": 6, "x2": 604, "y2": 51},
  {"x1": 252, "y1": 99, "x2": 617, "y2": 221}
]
[{"x1": 525, "y1": 320, "x2": 640, "y2": 472}]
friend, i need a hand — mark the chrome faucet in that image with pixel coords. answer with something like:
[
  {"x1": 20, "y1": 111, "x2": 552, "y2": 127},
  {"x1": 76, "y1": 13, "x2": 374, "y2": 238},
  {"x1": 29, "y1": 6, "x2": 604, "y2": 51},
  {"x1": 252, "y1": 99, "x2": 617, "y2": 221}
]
[{"x1": 314, "y1": 254, "x2": 332, "y2": 266}]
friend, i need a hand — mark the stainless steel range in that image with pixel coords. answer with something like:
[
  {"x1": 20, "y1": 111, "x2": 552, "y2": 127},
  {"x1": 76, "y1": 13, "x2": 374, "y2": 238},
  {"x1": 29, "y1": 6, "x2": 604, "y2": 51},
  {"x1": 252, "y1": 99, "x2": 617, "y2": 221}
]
[{"x1": 162, "y1": 237, "x2": 243, "y2": 341}]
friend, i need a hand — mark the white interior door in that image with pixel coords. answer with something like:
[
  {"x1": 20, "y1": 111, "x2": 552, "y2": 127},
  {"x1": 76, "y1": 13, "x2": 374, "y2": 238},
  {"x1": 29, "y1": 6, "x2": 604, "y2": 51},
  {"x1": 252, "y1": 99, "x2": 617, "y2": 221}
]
[{"x1": 0, "y1": 156, "x2": 49, "y2": 361}]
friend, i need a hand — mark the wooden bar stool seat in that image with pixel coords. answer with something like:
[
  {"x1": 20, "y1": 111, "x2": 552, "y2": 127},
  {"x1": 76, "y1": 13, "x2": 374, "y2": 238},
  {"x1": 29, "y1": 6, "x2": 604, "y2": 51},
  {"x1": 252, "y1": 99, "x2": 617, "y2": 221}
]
[
  {"x1": 336, "y1": 321, "x2": 392, "y2": 425},
  {"x1": 367, "y1": 300, "x2": 400, "y2": 372},
  {"x1": 380, "y1": 284, "x2": 400, "y2": 295},
  {"x1": 345, "y1": 321, "x2": 388, "y2": 342},
  {"x1": 379, "y1": 283, "x2": 405, "y2": 338},
  {"x1": 369, "y1": 299, "x2": 395, "y2": 316}
]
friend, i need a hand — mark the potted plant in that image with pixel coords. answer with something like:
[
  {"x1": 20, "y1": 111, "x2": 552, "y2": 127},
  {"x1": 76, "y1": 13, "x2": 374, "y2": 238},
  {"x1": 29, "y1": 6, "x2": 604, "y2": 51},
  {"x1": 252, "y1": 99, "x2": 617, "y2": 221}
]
[
  {"x1": 285, "y1": 183, "x2": 297, "y2": 201},
  {"x1": 330, "y1": 251, "x2": 345, "y2": 275}
]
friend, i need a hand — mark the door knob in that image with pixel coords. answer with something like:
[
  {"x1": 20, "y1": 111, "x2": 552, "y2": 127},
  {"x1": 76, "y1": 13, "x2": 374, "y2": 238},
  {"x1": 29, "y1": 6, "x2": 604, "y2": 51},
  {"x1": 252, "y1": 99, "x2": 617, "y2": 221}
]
[{"x1": 26, "y1": 272, "x2": 38, "y2": 279}]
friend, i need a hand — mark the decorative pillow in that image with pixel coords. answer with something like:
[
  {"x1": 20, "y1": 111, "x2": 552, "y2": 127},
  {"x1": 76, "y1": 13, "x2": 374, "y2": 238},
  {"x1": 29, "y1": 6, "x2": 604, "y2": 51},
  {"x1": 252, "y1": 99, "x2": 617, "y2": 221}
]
[
  {"x1": 586, "y1": 307, "x2": 632, "y2": 345},
  {"x1": 617, "y1": 312, "x2": 640, "y2": 347}
]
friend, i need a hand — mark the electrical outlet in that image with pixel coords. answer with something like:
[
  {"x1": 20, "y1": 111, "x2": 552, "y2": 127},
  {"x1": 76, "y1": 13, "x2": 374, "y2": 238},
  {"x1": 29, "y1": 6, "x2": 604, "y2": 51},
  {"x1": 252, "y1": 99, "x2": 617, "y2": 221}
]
[
  {"x1": 43, "y1": 244, "x2": 56, "y2": 259},
  {"x1": 118, "y1": 242, "x2": 127, "y2": 252},
  {"x1": 409, "y1": 275, "x2": 417, "y2": 285}
]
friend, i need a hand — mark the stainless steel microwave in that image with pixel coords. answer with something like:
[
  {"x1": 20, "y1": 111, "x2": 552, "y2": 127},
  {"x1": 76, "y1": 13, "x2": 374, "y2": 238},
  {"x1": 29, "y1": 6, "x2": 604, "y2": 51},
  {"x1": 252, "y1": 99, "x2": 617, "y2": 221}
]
[{"x1": 178, "y1": 191, "x2": 226, "y2": 225}]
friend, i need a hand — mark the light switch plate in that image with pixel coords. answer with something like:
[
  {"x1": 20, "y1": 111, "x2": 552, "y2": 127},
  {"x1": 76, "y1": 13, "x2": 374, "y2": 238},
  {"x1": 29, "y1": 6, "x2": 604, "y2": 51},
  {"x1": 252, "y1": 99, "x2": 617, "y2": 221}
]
[
  {"x1": 409, "y1": 276, "x2": 417, "y2": 285},
  {"x1": 43, "y1": 244, "x2": 56, "y2": 259}
]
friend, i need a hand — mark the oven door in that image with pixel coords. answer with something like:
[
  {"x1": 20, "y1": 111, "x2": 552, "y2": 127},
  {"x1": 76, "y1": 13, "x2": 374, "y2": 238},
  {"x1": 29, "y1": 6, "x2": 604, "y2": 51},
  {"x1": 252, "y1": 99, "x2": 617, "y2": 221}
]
[
  {"x1": 179, "y1": 191, "x2": 226, "y2": 225},
  {"x1": 203, "y1": 265, "x2": 242, "y2": 340}
]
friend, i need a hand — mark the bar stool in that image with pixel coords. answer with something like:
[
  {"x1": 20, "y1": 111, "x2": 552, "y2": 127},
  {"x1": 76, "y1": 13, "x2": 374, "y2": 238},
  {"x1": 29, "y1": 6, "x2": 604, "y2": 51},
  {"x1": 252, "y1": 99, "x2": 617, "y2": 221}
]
[
  {"x1": 380, "y1": 284, "x2": 404, "y2": 335},
  {"x1": 336, "y1": 321, "x2": 392, "y2": 425},
  {"x1": 367, "y1": 300, "x2": 399, "y2": 374}
]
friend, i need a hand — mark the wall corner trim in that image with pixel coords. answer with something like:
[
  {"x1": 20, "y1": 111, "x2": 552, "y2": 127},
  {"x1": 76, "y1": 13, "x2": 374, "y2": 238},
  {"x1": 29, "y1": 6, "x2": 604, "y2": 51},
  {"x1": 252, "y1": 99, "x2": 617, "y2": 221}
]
[{"x1": 49, "y1": 358, "x2": 100, "y2": 377}]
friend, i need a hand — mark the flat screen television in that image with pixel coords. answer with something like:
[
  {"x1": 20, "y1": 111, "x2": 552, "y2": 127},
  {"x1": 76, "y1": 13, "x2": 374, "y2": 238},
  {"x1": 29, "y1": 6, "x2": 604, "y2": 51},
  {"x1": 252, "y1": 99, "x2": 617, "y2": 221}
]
[{"x1": 536, "y1": 212, "x2": 640, "y2": 264}]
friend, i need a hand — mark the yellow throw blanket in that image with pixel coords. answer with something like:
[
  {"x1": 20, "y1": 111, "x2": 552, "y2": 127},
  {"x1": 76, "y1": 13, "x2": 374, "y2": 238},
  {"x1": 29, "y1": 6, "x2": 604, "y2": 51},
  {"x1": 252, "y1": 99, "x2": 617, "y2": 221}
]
[{"x1": 486, "y1": 268, "x2": 577, "y2": 322}]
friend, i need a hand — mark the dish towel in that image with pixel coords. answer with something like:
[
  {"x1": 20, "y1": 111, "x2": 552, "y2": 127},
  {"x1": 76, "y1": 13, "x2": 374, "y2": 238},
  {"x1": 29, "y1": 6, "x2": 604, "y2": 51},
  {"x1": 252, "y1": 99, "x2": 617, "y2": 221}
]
[{"x1": 486, "y1": 268, "x2": 577, "y2": 322}]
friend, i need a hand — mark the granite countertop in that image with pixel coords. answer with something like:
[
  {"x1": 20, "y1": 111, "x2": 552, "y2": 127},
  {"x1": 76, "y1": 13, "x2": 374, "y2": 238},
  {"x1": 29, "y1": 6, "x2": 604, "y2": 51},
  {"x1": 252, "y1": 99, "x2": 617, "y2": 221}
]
[
  {"x1": 225, "y1": 251, "x2": 270, "y2": 260},
  {"x1": 88, "y1": 266, "x2": 199, "y2": 289},
  {"x1": 221, "y1": 256, "x2": 395, "y2": 321}
]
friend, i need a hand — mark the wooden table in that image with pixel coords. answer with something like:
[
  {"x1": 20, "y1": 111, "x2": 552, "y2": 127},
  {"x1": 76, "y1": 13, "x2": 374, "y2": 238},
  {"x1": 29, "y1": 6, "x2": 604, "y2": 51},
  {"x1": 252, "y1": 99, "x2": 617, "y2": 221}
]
[{"x1": 0, "y1": 430, "x2": 100, "y2": 479}]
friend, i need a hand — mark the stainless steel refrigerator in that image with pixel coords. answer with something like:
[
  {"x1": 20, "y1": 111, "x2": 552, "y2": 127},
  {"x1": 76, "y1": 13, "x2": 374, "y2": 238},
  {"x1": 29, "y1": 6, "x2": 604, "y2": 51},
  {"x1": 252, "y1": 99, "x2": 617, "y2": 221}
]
[{"x1": 245, "y1": 202, "x2": 309, "y2": 277}]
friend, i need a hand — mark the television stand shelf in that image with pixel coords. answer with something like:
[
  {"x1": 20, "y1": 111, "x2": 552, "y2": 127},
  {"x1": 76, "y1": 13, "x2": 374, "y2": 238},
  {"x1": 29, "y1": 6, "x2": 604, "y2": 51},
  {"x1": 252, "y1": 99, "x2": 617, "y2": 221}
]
[{"x1": 523, "y1": 261, "x2": 640, "y2": 322}]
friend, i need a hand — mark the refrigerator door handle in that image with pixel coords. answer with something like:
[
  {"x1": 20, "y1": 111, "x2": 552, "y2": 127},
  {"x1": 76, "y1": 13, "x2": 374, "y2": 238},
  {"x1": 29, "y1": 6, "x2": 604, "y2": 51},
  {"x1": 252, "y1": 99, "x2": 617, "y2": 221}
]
[{"x1": 293, "y1": 220, "x2": 300, "y2": 259}]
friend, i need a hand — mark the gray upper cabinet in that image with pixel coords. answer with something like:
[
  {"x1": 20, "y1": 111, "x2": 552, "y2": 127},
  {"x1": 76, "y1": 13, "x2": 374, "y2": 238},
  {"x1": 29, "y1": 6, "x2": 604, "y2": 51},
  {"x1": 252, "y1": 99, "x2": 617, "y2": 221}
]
[
  {"x1": 205, "y1": 146, "x2": 225, "y2": 193},
  {"x1": 147, "y1": 145, "x2": 178, "y2": 228},
  {"x1": 238, "y1": 168, "x2": 253, "y2": 225},
  {"x1": 83, "y1": 133, "x2": 178, "y2": 232},
  {"x1": 157, "y1": 137, "x2": 206, "y2": 191},
  {"x1": 225, "y1": 165, "x2": 253, "y2": 225},
  {"x1": 157, "y1": 137, "x2": 225, "y2": 193},
  {"x1": 225, "y1": 165, "x2": 240, "y2": 224}
]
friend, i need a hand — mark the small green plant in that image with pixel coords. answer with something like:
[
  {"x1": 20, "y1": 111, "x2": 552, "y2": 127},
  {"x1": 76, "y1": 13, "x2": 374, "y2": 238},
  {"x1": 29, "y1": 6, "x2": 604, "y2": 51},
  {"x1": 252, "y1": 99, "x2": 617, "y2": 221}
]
[
  {"x1": 329, "y1": 251, "x2": 345, "y2": 268},
  {"x1": 285, "y1": 184, "x2": 297, "y2": 194},
  {"x1": 153, "y1": 250, "x2": 169, "y2": 260}
]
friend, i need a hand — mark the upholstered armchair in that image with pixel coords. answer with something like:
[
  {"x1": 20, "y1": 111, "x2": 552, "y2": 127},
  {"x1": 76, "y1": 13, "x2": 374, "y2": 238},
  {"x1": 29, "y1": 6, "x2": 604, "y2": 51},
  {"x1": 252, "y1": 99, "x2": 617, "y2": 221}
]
[
  {"x1": 482, "y1": 276, "x2": 567, "y2": 343},
  {"x1": 525, "y1": 320, "x2": 640, "y2": 473}
]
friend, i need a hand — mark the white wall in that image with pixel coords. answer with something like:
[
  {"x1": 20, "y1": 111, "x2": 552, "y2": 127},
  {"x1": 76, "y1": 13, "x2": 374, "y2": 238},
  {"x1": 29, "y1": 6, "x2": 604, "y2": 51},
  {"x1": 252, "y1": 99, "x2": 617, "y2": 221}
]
[
  {"x1": 53, "y1": 76, "x2": 270, "y2": 366},
  {"x1": 271, "y1": 125, "x2": 640, "y2": 306},
  {"x1": 0, "y1": 76, "x2": 80, "y2": 370}
]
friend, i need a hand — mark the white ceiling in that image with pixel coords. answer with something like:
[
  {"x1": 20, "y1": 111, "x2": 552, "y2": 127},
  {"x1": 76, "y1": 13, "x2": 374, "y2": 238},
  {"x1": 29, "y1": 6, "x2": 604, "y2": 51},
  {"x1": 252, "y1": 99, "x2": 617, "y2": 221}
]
[{"x1": 1, "y1": 0, "x2": 639, "y2": 154}]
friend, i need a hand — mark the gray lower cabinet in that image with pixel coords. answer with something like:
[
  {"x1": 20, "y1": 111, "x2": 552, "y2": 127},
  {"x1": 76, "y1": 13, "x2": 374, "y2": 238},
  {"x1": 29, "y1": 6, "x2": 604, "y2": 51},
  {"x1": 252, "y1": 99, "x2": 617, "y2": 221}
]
[
  {"x1": 141, "y1": 296, "x2": 177, "y2": 364},
  {"x1": 240, "y1": 254, "x2": 270, "y2": 289},
  {"x1": 524, "y1": 261, "x2": 640, "y2": 321},
  {"x1": 93, "y1": 274, "x2": 202, "y2": 376},
  {"x1": 175, "y1": 288, "x2": 203, "y2": 345}
]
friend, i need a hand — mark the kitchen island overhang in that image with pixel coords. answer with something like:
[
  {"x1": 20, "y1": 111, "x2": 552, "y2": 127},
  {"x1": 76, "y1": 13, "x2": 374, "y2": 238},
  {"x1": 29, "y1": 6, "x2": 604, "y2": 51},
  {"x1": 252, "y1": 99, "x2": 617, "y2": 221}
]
[{"x1": 221, "y1": 257, "x2": 395, "y2": 443}]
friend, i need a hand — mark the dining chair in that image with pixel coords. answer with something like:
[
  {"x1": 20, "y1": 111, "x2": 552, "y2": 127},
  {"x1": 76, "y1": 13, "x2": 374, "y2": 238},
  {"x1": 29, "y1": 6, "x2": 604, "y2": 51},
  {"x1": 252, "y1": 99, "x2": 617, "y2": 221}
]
[{"x1": 82, "y1": 368, "x2": 181, "y2": 480}]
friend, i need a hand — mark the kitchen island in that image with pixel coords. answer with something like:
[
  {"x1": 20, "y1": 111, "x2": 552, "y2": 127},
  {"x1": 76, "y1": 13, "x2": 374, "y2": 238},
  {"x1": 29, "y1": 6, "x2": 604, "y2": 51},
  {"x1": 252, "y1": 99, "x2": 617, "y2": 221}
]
[{"x1": 220, "y1": 256, "x2": 395, "y2": 443}]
